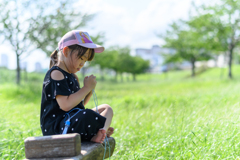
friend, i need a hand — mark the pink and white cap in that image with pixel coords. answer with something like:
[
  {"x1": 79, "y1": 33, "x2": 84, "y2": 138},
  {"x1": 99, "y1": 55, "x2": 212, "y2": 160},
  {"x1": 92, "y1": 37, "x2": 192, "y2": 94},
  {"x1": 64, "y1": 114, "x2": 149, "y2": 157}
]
[{"x1": 58, "y1": 30, "x2": 104, "y2": 53}]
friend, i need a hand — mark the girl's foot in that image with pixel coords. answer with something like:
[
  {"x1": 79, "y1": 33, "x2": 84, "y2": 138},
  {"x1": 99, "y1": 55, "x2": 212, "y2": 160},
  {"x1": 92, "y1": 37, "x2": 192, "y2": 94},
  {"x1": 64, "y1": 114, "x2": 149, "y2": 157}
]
[
  {"x1": 90, "y1": 129, "x2": 106, "y2": 143},
  {"x1": 106, "y1": 127, "x2": 114, "y2": 137}
]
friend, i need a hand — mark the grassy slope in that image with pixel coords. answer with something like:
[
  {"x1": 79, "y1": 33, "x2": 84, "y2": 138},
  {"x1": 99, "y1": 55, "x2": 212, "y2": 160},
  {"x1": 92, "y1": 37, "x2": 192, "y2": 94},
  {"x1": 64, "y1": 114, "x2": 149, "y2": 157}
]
[{"x1": 1, "y1": 66, "x2": 240, "y2": 159}]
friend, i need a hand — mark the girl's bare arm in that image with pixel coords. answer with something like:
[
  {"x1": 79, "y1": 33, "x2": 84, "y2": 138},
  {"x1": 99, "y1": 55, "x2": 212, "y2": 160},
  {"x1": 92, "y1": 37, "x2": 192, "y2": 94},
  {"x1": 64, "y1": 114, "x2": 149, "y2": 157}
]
[
  {"x1": 56, "y1": 86, "x2": 91, "y2": 111},
  {"x1": 51, "y1": 70, "x2": 95, "y2": 111},
  {"x1": 83, "y1": 90, "x2": 93, "y2": 106}
]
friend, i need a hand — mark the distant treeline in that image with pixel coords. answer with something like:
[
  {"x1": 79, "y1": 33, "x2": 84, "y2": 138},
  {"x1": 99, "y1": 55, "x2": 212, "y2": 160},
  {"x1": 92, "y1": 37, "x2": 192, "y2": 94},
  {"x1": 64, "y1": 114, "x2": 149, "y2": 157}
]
[{"x1": 89, "y1": 46, "x2": 149, "y2": 81}]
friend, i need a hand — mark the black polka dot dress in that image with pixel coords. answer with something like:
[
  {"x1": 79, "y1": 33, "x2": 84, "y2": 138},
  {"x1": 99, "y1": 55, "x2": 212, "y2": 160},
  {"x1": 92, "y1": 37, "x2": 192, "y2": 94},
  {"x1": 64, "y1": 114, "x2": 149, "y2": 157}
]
[{"x1": 40, "y1": 66, "x2": 106, "y2": 141}]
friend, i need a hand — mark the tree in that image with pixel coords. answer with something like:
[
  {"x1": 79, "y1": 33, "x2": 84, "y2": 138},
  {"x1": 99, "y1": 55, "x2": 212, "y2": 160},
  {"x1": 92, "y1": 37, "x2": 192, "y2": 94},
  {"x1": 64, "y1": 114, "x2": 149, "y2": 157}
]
[
  {"x1": 189, "y1": 0, "x2": 240, "y2": 78},
  {"x1": 115, "y1": 46, "x2": 132, "y2": 81},
  {"x1": 90, "y1": 46, "x2": 149, "y2": 81},
  {"x1": 0, "y1": 0, "x2": 32, "y2": 84},
  {"x1": 0, "y1": 0, "x2": 92, "y2": 84},
  {"x1": 162, "y1": 21, "x2": 212, "y2": 77},
  {"x1": 131, "y1": 56, "x2": 149, "y2": 81},
  {"x1": 122, "y1": 55, "x2": 149, "y2": 81},
  {"x1": 115, "y1": 47, "x2": 149, "y2": 81}
]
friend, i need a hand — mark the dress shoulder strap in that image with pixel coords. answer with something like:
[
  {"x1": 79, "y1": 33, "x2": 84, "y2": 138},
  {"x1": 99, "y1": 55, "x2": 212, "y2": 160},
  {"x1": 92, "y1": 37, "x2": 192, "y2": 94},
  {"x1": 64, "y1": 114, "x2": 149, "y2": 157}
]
[{"x1": 50, "y1": 66, "x2": 70, "y2": 77}]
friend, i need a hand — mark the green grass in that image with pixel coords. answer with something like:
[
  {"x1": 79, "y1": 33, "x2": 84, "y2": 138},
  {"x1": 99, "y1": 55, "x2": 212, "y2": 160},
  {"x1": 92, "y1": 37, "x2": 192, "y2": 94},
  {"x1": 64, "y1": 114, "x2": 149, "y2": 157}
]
[{"x1": 1, "y1": 66, "x2": 240, "y2": 159}]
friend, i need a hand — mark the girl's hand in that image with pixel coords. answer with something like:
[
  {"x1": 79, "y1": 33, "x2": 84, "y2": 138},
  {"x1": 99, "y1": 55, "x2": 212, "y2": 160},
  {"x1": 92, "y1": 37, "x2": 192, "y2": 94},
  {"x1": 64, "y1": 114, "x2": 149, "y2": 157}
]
[{"x1": 84, "y1": 75, "x2": 97, "y2": 90}]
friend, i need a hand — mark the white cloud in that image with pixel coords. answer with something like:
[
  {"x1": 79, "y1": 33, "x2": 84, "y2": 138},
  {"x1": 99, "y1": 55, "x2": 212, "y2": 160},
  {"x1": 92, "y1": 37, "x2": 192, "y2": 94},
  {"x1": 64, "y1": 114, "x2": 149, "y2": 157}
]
[
  {"x1": 79, "y1": 0, "x2": 131, "y2": 46},
  {"x1": 79, "y1": 0, "x2": 198, "y2": 50},
  {"x1": 119, "y1": 0, "x2": 192, "y2": 49}
]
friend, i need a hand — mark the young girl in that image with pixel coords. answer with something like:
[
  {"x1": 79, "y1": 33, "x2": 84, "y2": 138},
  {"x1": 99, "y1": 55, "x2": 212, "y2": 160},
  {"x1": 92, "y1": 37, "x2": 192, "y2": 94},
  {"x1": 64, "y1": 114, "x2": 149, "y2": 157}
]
[{"x1": 40, "y1": 30, "x2": 114, "y2": 143}]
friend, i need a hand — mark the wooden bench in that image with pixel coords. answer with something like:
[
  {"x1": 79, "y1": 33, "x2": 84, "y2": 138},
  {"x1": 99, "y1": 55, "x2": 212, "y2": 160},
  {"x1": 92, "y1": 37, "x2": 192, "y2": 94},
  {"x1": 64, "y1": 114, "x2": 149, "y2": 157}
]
[{"x1": 24, "y1": 133, "x2": 115, "y2": 160}]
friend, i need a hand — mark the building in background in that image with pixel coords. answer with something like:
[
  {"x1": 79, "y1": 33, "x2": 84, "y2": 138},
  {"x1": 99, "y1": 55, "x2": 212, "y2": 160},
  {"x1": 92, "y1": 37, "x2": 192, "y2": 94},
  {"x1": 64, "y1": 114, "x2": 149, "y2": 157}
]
[
  {"x1": 135, "y1": 45, "x2": 228, "y2": 73},
  {"x1": 0, "y1": 54, "x2": 8, "y2": 68},
  {"x1": 135, "y1": 45, "x2": 175, "y2": 73},
  {"x1": 20, "y1": 61, "x2": 28, "y2": 71},
  {"x1": 35, "y1": 62, "x2": 42, "y2": 72}
]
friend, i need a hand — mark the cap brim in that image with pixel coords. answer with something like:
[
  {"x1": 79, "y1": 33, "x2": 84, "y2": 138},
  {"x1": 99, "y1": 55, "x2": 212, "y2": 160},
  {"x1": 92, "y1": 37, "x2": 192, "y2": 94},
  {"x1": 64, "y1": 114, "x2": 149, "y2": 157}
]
[{"x1": 78, "y1": 43, "x2": 104, "y2": 53}]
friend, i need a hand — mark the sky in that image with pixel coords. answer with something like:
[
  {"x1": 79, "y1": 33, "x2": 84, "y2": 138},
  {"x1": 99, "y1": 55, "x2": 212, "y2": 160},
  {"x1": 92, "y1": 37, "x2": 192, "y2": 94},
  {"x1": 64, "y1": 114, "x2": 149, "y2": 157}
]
[{"x1": 0, "y1": 0, "x2": 217, "y2": 72}]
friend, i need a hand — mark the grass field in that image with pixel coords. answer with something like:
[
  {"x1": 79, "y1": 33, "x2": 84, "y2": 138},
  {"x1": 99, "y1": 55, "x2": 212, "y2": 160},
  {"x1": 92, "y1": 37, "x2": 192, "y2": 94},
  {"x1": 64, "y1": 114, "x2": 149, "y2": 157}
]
[{"x1": 1, "y1": 66, "x2": 240, "y2": 159}]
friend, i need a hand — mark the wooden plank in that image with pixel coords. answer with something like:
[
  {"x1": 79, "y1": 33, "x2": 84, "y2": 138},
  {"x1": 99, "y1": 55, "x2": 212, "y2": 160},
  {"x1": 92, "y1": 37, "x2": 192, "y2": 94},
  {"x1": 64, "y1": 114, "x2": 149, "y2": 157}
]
[
  {"x1": 81, "y1": 137, "x2": 115, "y2": 160},
  {"x1": 24, "y1": 154, "x2": 83, "y2": 160},
  {"x1": 24, "y1": 135, "x2": 115, "y2": 160},
  {"x1": 24, "y1": 133, "x2": 81, "y2": 159}
]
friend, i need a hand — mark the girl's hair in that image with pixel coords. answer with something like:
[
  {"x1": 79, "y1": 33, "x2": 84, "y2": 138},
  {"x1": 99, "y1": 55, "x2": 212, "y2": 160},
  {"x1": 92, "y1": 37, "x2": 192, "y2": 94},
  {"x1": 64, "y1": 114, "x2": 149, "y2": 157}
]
[{"x1": 49, "y1": 45, "x2": 95, "y2": 68}]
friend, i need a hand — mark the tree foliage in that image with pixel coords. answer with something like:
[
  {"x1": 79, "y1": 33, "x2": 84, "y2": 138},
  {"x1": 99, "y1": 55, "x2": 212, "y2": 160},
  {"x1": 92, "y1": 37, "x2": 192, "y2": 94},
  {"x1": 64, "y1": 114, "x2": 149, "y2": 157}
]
[
  {"x1": 0, "y1": 0, "x2": 92, "y2": 84},
  {"x1": 0, "y1": 0, "x2": 33, "y2": 84},
  {"x1": 162, "y1": 0, "x2": 240, "y2": 78},
  {"x1": 91, "y1": 46, "x2": 149, "y2": 81},
  {"x1": 163, "y1": 21, "x2": 212, "y2": 77},
  {"x1": 190, "y1": 0, "x2": 240, "y2": 78}
]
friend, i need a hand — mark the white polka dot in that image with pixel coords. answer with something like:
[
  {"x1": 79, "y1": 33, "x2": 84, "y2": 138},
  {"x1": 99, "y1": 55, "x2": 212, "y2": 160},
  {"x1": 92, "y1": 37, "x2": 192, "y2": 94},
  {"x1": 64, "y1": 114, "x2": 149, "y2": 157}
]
[
  {"x1": 75, "y1": 119, "x2": 78, "y2": 121},
  {"x1": 41, "y1": 125, "x2": 42, "y2": 127},
  {"x1": 53, "y1": 114, "x2": 55, "y2": 117},
  {"x1": 75, "y1": 78, "x2": 77, "y2": 81},
  {"x1": 76, "y1": 86, "x2": 78, "y2": 88},
  {"x1": 83, "y1": 112, "x2": 86, "y2": 114},
  {"x1": 68, "y1": 89, "x2": 71, "y2": 91},
  {"x1": 72, "y1": 128, "x2": 74, "y2": 131},
  {"x1": 72, "y1": 91, "x2": 74, "y2": 93},
  {"x1": 63, "y1": 115, "x2": 65, "y2": 117},
  {"x1": 48, "y1": 94, "x2": 51, "y2": 97},
  {"x1": 44, "y1": 109, "x2": 46, "y2": 112},
  {"x1": 85, "y1": 133, "x2": 87, "y2": 135},
  {"x1": 61, "y1": 128, "x2": 63, "y2": 130},
  {"x1": 88, "y1": 125, "x2": 91, "y2": 128},
  {"x1": 95, "y1": 117, "x2": 98, "y2": 120},
  {"x1": 53, "y1": 97, "x2": 55, "y2": 99},
  {"x1": 70, "y1": 82, "x2": 72, "y2": 84},
  {"x1": 57, "y1": 83, "x2": 60, "y2": 86},
  {"x1": 81, "y1": 133, "x2": 83, "y2": 134},
  {"x1": 66, "y1": 76, "x2": 68, "y2": 78},
  {"x1": 45, "y1": 129, "x2": 47, "y2": 132}
]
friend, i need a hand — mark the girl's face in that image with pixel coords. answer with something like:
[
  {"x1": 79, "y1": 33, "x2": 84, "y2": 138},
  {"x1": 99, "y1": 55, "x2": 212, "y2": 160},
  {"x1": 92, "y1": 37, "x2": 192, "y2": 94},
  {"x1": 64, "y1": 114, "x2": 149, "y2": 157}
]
[{"x1": 66, "y1": 49, "x2": 90, "y2": 73}]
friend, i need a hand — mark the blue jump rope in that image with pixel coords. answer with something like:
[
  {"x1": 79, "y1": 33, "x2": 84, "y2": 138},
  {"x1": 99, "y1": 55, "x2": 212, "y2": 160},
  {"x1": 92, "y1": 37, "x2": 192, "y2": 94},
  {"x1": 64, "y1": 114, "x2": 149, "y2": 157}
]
[{"x1": 62, "y1": 89, "x2": 111, "y2": 160}]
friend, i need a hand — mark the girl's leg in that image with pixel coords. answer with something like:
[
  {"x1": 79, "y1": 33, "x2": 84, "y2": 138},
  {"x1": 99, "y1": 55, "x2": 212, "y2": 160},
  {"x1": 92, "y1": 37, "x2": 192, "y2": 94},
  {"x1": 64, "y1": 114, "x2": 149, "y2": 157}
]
[
  {"x1": 91, "y1": 129, "x2": 106, "y2": 143},
  {"x1": 92, "y1": 104, "x2": 113, "y2": 131},
  {"x1": 91, "y1": 104, "x2": 114, "y2": 143}
]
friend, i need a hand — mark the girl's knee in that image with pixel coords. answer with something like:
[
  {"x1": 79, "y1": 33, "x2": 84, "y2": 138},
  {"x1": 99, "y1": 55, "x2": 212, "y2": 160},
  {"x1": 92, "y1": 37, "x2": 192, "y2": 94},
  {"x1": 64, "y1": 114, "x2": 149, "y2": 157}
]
[{"x1": 104, "y1": 104, "x2": 113, "y2": 116}]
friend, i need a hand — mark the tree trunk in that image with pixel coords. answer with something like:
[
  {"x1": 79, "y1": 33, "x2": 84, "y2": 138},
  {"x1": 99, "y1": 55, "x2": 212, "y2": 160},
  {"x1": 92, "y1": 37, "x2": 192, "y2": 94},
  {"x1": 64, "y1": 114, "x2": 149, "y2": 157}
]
[
  {"x1": 132, "y1": 74, "x2": 136, "y2": 81},
  {"x1": 228, "y1": 45, "x2": 234, "y2": 79},
  {"x1": 190, "y1": 57, "x2": 195, "y2": 77},
  {"x1": 16, "y1": 54, "x2": 20, "y2": 84},
  {"x1": 24, "y1": 67, "x2": 28, "y2": 81},
  {"x1": 220, "y1": 52, "x2": 227, "y2": 78},
  {"x1": 115, "y1": 71, "x2": 118, "y2": 82},
  {"x1": 101, "y1": 69, "x2": 104, "y2": 81}
]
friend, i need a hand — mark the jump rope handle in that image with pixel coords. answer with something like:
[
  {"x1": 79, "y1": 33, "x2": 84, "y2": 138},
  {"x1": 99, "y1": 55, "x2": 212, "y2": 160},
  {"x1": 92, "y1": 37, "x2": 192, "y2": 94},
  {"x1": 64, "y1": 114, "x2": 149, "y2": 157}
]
[
  {"x1": 62, "y1": 89, "x2": 96, "y2": 135},
  {"x1": 62, "y1": 119, "x2": 70, "y2": 134}
]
